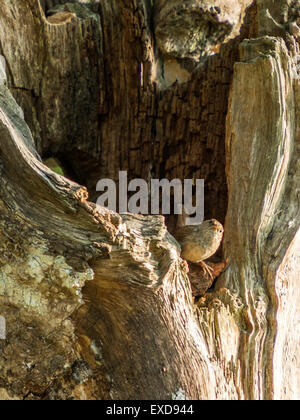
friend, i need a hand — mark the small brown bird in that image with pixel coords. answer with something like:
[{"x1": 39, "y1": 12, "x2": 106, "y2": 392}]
[{"x1": 174, "y1": 219, "x2": 224, "y2": 277}]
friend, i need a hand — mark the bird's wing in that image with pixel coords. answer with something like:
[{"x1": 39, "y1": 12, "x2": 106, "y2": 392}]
[{"x1": 174, "y1": 225, "x2": 195, "y2": 243}]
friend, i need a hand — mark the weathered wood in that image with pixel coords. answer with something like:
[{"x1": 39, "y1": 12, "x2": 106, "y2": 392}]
[
  {"x1": 0, "y1": 0, "x2": 299, "y2": 400},
  {"x1": 154, "y1": 0, "x2": 253, "y2": 59},
  {"x1": 219, "y1": 35, "x2": 300, "y2": 400}
]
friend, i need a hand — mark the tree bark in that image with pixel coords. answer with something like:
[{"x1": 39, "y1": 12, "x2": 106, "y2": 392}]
[{"x1": 0, "y1": 0, "x2": 299, "y2": 400}]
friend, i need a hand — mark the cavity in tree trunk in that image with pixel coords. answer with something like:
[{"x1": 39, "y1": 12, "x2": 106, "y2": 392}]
[{"x1": 0, "y1": 0, "x2": 299, "y2": 401}]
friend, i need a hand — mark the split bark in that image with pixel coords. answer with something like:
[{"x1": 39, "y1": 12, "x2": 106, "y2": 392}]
[{"x1": 0, "y1": 0, "x2": 299, "y2": 400}]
